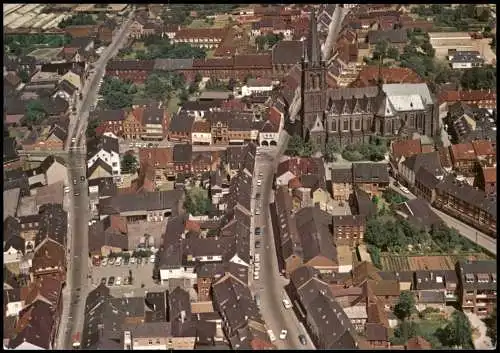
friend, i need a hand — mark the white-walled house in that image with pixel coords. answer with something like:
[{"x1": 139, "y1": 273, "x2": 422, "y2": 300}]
[
  {"x1": 259, "y1": 105, "x2": 283, "y2": 146},
  {"x1": 26, "y1": 155, "x2": 68, "y2": 187},
  {"x1": 87, "y1": 134, "x2": 121, "y2": 181},
  {"x1": 240, "y1": 78, "x2": 274, "y2": 97}
]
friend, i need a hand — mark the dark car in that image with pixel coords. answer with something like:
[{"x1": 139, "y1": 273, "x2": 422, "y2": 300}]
[
  {"x1": 107, "y1": 276, "x2": 115, "y2": 286},
  {"x1": 124, "y1": 257, "x2": 130, "y2": 265},
  {"x1": 100, "y1": 277, "x2": 107, "y2": 285},
  {"x1": 254, "y1": 227, "x2": 261, "y2": 236},
  {"x1": 255, "y1": 193, "x2": 261, "y2": 199},
  {"x1": 137, "y1": 257, "x2": 142, "y2": 264},
  {"x1": 255, "y1": 240, "x2": 261, "y2": 249},
  {"x1": 298, "y1": 335, "x2": 307, "y2": 345}
]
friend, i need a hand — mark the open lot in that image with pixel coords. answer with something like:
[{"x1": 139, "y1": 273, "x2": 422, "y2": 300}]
[
  {"x1": 126, "y1": 219, "x2": 167, "y2": 250},
  {"x1": 90, "y1": 260, "x2": 156, "y2": 289},
  {"x1": 380, "y1": 253, "x2": 493, "y2": 271}
]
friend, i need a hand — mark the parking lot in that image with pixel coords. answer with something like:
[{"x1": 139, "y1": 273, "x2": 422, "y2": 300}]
[{"x1": 90, "y1": 258, "x2": 157, "y2": 289}]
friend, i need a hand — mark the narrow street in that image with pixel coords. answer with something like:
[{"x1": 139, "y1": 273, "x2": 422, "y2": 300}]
[{"x1": 252, "y1": 134, "x2": 315, "y2": 349}]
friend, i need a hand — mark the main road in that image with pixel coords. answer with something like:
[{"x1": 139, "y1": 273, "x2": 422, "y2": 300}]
[
  {"x1": 389, "y1": 179, "x2": 496, "y2": 255},
  {"x1": 252, "y1": 134, "x2": 315, "y2": 350},
  {"x1": 56, "y1": 12, "x2": 135, "y2": 349}
]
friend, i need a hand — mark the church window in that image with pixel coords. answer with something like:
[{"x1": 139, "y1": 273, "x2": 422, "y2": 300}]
[
  {"x1": 354, "y1": 119, "x2": 361, "y2": 130},
  {"x1": 343, "y1": 120, "x2": 349, "y2": 131},
  {"x1": 410, "y1": 116, "x2": 415, "y2": 127},
  {"x1": 332, "y1": 120, "x2": 337, "y2": 131}
]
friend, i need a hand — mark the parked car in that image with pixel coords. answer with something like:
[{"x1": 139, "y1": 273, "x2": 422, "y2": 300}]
[
  {"x1": 253, "y1": 272, "x2": 260, "y2": 280},
  {"x1": 254, "y1": 263, "x2": 261, "y2": 272},
  {"x1": 107, "y1": 276, "x2": 115, "y2": 286},
  {"x1": 101, "y1": 258, "x2": 108, "y2": 266},
  {"x1": 255, "y1": 193, "x2": 261, "y2": 199},
  {"x1": 137, "y1": 257, "x2": 142, "y2": 264},
  {"x1": 279, "y1": 330, "x2": 288, "y2": 340},
  {"x1": 257, "y1": 180, "x2": 262, "y2": 186},
  {"x1": 123, "y1": 277, "x2": 129, "y2": 285},
  {"x1": 149, "y1": 254, "x2": 156, "y2": 264},
  {"x1": 64, "y1": 186, "x2": 70, "y2": 193},
  {"x1": 124, "y1": 257, "x2": 130, "y2": 265},
  {"x1": 115, "y1": 277, "x2": 122, "y2": 286},
  {"x1": 255, "y1": 240, "x2": 261, "y2": 249},
  {"x1": 267, "y1": 330, "x2": 276, "y2": 342},
  {"x1": 282, "y1": 299, "x2": 292, "y2": 309},
  {"x1": 254, "y1": 254, "x2": 260, "y2": 263},
  {"x1": 115, "y1": 257, "x2": 123, "y2": 266},
  {"x1": 255, "y1": 294, "x2": 261, "y2": 308},
  {"x1": 130, "y1": 257, "x2": 136, "y2": 264},
  {"x1": 108, "y1": 257, "x2": 115, "y2": 265},
  {"x1": 255, "y1": 227, "x2": 261, "y2": 236},
  {"x1": 100, "y1": 277, "x2": 107, "y2": 285},
  {"x1": 298, "y1": 335, "x2": 307, "y2": 345},
  {"x1": 400, "y1": 186, "x2": 410, "y2": 194}
]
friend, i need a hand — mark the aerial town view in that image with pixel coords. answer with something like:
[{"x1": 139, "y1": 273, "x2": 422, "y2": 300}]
[{"x1": 3, "y1": 3, "x2": 497, "y2": 350}]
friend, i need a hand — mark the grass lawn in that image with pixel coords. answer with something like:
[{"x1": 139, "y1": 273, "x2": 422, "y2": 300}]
[
  {"x1": 205, "y1": 49, "x2": 215, "y2": 58},
  {"x1": 167, "y1": 92, "x2": 181, "y2": 114},
  {"x1": 415, "y1": 311, "x2": 449, "y2": 348}
]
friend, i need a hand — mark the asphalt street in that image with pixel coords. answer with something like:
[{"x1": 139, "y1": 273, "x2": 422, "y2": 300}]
[
  {"x1": 252, "y1": 134, "x2": 315, "y2": 350},
  {"x1": 388, "y1": 180, "x2": 496, "y2": 255},
  {"x1": 56, "y1": 13, "x2": 135, "y2": 349}
]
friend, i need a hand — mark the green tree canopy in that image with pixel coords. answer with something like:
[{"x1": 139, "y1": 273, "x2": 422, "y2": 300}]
[
  {"x1": 86, "y1": 119, "x2": 100, "y2": 139},
  {"x1": 101, "y1": 77, "x2": 138, "y2": 109},
  {"x1": 286, "y1": 135, "x2": 314, "y2": 157},
  {"x1": 373, "y1": 40, "x2": 389, "y2": 60},
  {"x1": 392, "y1": 320, "x2": 420, "y2": 345},
  {"x1": 394, "y1": 291, "x2": 416, "y2": 321},
  {"x1": 25, "y1": 100, "x2": 46, "y2": 125},
  {"x1": 324, "y1": 140, "x2": 340, "y2": 162},
  {"x1": 437, "y1": 311, "x2": 473, "y2": 349},
  {"x1": 484, "y1": 307, "x2": 497, "y2": 347},
  {"x1": 460, "y1": 66, "x2": 496, "y2": 90},
  {"x1": 386, "y1": 46, "x2": 400, "y2": 60},
  {"x1": 184, "y1": 186, "x2": 211, "y2": 216},
  {"x1": 58, "y1": 14, "x2": 96, "y2": 29},
  {"x1": 121, "y1": 154, "x2": 138, "y2": 174}
]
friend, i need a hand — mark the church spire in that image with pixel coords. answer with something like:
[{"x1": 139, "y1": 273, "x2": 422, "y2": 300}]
[{"x1": 307, "y1": 10, "x2": 322, "y2": 65}]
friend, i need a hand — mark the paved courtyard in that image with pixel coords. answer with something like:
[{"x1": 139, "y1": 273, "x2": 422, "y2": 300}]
[
  {"x1": 90, "y1": 261, "x2": 156, "y2": 289},
  {"x1": 329, "y1": 199, "x2": 353, "y2": 216},
  {"x1": 126, "y1": 219, "x2": 167, "y2": 250}
]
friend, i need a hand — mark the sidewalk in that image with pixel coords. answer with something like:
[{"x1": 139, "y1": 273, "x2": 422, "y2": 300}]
[{"x1": 466, "y1": 312, "x2": 494, "y2": 350}]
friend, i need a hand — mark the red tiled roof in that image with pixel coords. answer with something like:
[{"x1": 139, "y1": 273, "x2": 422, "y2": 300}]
[
  {"x1": 437, "y1": 147, "x2": 453, "y2": 169},
  {"x1": 482, "y1": 167, "x2": 496, "y2": 183},
  {"x1": 192, "y1": 120, "x2": 211, "y2": 133},
  {"x1": 222, "y1": 99, "x2": 246, "y2": 112},
  {"x1": 109, "y1": 215, "x2": 128, "y2": 234},
  {"x1": 131, "y1": 107, "x2": 145, "y2": 124},
  {"x1": 175, "y1": 28, "x2": 228, "y2": 40},
  {"x1": 450, "y1": 143, "x2": 476, "y2": 161},
  {"x1": 138, "y1": 147, "x2": 173, "y2": 168},
  {"x1": 438, "y1": 89, "x2": 497, "y2": 104},
  {"x1": 391, "y1": 139, "x2": 422, "y2": 160},
  {"x1": 288, "y1": 176, "x2": 302, "y2": 189},
  {"x1": 268, "y1": 106, "x2": 283, "y2": 127},
  {"x1": 185, "y1": 219, "x2": 201, "y2": 232},
  {"x1": 471, "y1": 140, "x2": 495, "y2": 157},
  {"x1": 233, "y1": 54, "x2": 272, "y2": 68},
  {"x1": 350, "y1": 66, "x2": 423, "y2": 87}
]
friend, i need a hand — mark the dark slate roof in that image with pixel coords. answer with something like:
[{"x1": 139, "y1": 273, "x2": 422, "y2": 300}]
[
  {"x1": 415, "y1": 167, "x2": 440, "y2": 190},
  {"x1": 272, "y1": 40, "x2": 304, "y2": 65},
  {"x1": 401, "y1": 151, "x2": 442, "y2": 176},
  {"x1": 353, "y1": 187, "x2": 377, "y2": 217},
  {"x1": 33, "y1": 155, "x2": 66, "y2": 175},
  {"x1": 436, "y1": 175, "x2": 497, "y2": 219},
  {"x1": 88, "y1": 177, "x2": 117, "y2": 197},
  {"x1": 367, "y1": 29, "x2": 408, "y2": 44},
  {"x1": 413, "y1": 270, "x2": 457, "y2": 291},
  {"x1": 144, "y1": 290, "x2": 167, "y2": 323},
  {"x1": 143, "y1": 106, "x2": 165, "y2": 125},
  {"x1": 99, "y1": 190, "x2": 183, "y2": 215},
  {"x1": 169, "y1": 287, "x2": 196, "y2": 337},
  {"x1": 458, "y1": 260, "x2": 496, "y2": 291},
  {"x1": 352, "y1": 163, "x2": 389, "y2": 184},
  {"x1": 157, "y1": 215, "x2": 185, "y2": 269},
  {"x1": 398, "y1": 199, "x2": 442, "y2": 229},
  {"x1": 169, "y1": 112, "x2": 194, "y2": 133},
  {"x1": 36, "y1": 203, "x2": 67, "y2": 247},
  {"x1": 173, "y1": 144, "x2": 193, "y2": 164},
  {"x1": 181, "y1": 100, "x2": 222, "y2": 112},
  {"x1": 87, "y1": 134, "x2": 120, "y2": 158},
  {"x1": 40, "y1": 61, "x2": 86, "y2": 75},
  {"x1": 8, "y1": 300, "x2": 55, "y2": 349},
  {"x1": 57, "y1": 79, "x2": 78, "y2": 95},
  {"x1": 88, "y1": 216, "x2": 128, "y2": 254},
  {"x1": 295, "y1": 207, "x2": 336, "y2": 263}
]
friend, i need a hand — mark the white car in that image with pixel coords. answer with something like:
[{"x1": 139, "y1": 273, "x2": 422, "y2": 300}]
[
  {"x1": 115, "y1": 257, "x2": 122, "y2": 266},
  {"x1": 400, "y1": 186, "x2": 410, "y2": 194},
  {"x1": 130, "y1": 257, "x2": 136, "y2": 264},
  {"x1": 254, "y1": 263, "x2": 261, "y2": 271},
  {"x1": 64, "y1": 186, "x2": 70, "y2": 193},
  {"x1": 257, "y1": 180, "x2": 262, "y2": 186},
  {"x1": 101, "y1": 258, "x2": 108, "y2": 266},
  {"x1": 279, "y1": 329, "x2": 288, "y2": 340},
  {"x1": 115, "y1": 277, "x2": 122, "y2": 286},
  {"x1": 282, "y1": 299, "x2": 292, "y2": 309},
  {"x1": 150, "y1": 254, "x2": 156, "y2": 263},
  {"x1": 254, "y1": 254, "x2": 260, "y2": 263},
  {"x1": 253, "y1": 272, "x2": 260, "y2": 280},
  {"x1": 255, "y1": 209, "x2": 261, "y2": 216},
  {"x1": 267, "y1": 330, "x2": 276, "y2": 342}
]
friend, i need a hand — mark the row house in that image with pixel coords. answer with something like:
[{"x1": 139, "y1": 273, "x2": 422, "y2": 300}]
[
  {"x1": 87, "y1": 134, "x2": 121, "y2": 181},
  {"x1": 456, "y1": 260, "x2": 496, "y2": 317},
  {"x1": 97, "y1": 18, "x2": 118, "y2": 44},
  {"x1": 449, "y1": 140, "x2": 496, "y2": 176},
  {"x1": 438, "y1": 89, "x2": 497, "y2": 110},
  {"x1": 191, "y1": 120, "x2": 212, "y2": 145},
  {"x1": 331, "y1": 215, "x2": 366, "y2": 248},
  {"x1": 139, "y1": 148, "x2": 175, "y2": 187},
  {"x1": 191, "y1": 54, "x2": 273, "y2": 81},
  {"x1": 331, "y1": 163, "x2": 390, "y2": 202},
  {"x1": 171, "y1": 28, "x2": 229, "y2": 49},
  {"x1": 168, "y1": 112, "x2": 195, "y2": 143},
  {"x1": 205, "y1": 112, "x2": 258, "y2": 145},
  {"x1": 90, "y1": 109, "x2": 127, "y2": 137},
  {"x1": 105, "y1": 60, "x2": 156, "y2": 84},
  {"x1": 433, "y1": 175, "x2": 497, "y2": 236}
]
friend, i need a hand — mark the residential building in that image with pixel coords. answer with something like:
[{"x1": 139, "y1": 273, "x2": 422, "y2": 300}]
[
  {"x1": 89, "y1": 109, "x2": 126, "y2": 137},
  {"x1": 106, "y1": 60, "x2": 156, "y2": 84},
  {"x1": 399, "y1": 151, "x2": 443, "y2": 189},
  {"x1": 448, "y1": 50, "x2": 485, "y2": 69},
  {"x1": 288, "y1": 266, "x2": 359, "y2": 349},
  {"x1": 449, "y1": 142, "x2": 477, "y2": 176},
  {"x1": 352, "y1": 163, "x2": 390, "y2": 197},
  {"x1": 331, "y1": 168, "x2": 353, "y2": 201},
  {"x1": 87, "y1": 134, "x2": 121, "y2": 181},
  {"x1": 142, "y1": 106, "x2": 169, "y2": 141},
  {"x1": 169, "y1": 112, "x2": 195, "y2": 143},
  {"x1": 26, "y1": 155, "x2": 68, "y2": 187},
  {"x1": 88, "y1": 215, "x2": 128, "y2": 257},
  {"x1": 438, "y1": 89, "x2": 496, "y2": 110},
  {"x1": 366, "y1": 29, "x2": 408, "y2": 51},
  {"x1": 456, "y1": 260, "x2": 497, "y2": 317},
  {"x1": 191, "y1": 120, "x2": 212, "y2": 145},
  {"x1": 331, "y1": 215, "x2": 366, "y2": 248},
  {"x1": 139, "y1": 147, "x2": 175, "y2": 187},
  {"x1": 171, "y1": 28, "x2": 229, "y2": 49},
  {"x1": 173, "y1": 144, "x2": 193, "y2": 175},
  {"x1": 474, "y1": 166, "x2": 496, "y2": 195},
  {"x1": 123, "y1": 106, "x2": 145, "y2": 139},
  {"x1": 395, "y1": 199, "x2": 442, "y2": 231},
  {"x1": 31, "y1": 237, "x2": 66, "y2": 282},
  {"x1": 98, "y1": 190, "x2": 183, "y2": 222},
  {"x1": 240, "y1": 78, "x2": 274, "y2": 97},
  {"x1": 433, "y1": 175, "x2": 496, "y2": 236},
  {"x1": 413, "y1": 270, "x2": 458, "y2": 311}
]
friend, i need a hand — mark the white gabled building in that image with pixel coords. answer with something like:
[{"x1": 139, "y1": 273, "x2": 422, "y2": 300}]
[{"x1": 87, "y1": 133, "x2": 121, "y2": 181}]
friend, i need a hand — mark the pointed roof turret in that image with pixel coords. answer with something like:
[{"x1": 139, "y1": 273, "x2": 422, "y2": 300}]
[{"x1": 307, "y1": 10, "x2": 322, "y2": 65}]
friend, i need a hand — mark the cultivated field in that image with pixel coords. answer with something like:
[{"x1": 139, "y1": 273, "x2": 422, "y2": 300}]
[{"x1": 380, "y1": 253, "x2": 492, "y2": 271}]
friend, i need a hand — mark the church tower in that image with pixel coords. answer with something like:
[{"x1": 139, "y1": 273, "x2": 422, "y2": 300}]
[{"x1": 301, "y1": 11, "x2": 327, "y2": 146}]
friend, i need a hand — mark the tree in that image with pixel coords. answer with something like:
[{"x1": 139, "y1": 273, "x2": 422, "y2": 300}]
[
  {"x1": 286, "y1": 135, "x2": 304, "y2": 156},
  {"x1": 437, "y1": 311, "x2": 473, "y2": 349},
  {"x1": 227, "y1": 78, "x2": 237, "y2": 91},
  {"x1": 394, "y1": 291, "x2": 416, "y2": 321},
  {"x1": 121, "y1": 154, "x2": 138, "y2": 174},
  {"x1": 86, "y1": 119, "x2": 100, "y2": 139},
  {"x1": 387, "y1": 46, "x2": 400, "y2": 60},
  {"x1": 373, "y1": 40, "x2": 389, "y2": 60},
  {"x1": 484, "y1": 308, "x2": 497, "y2": 347},
  {"x1": 184, "y1": 186, "x2": 211, "y2": 216},
  {"x1": 491, "y1": 36, "x2": 496, "y2": 50},
  {"x1": 25, "y1": 100, "x2": 46, "y2": 125},
  {"x1": 58, "y1": 14, "x2": 96, "y2": 28},
  {"x1": 255, "y1": 35, "x2": 267, "y2": 51},
  {"x1": 179, "y1": 89, "x2": 189, "y2": 103},
  {"x1": 298, "y1": 140, "x2": 314, "y2": 157},
  {"x1": 18, "y1": 69, "x2": 30, "y2": 83},
  {"x1": 461, "y1": 66, "x2": 496, "y2": 90},
  {"x1": 392, "y1": 320, "x2": 420, "y2": 345},
  {"x1": 324, "y1": 140, "x2": 339, "y2": 162},
  {"x1": 101, "y1": 77, "x2": 138, "y2": 109}
]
